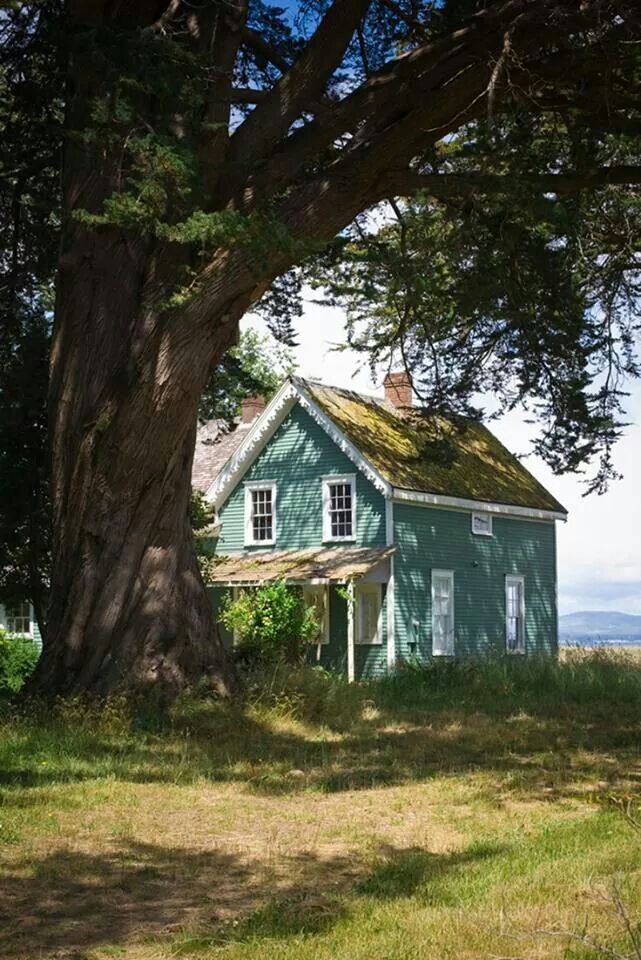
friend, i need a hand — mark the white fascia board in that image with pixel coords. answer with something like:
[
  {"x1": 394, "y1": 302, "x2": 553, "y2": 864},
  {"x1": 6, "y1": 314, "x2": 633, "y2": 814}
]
[
  {"x1": 206, "y1": 380, "x2": 298, "y2": 507},
  {"x1": 208, "y1": 379, "x2": 392, "y2": 508},
  {"x1": 392, "y1": 487, "x2": 567, "y2": 522}
]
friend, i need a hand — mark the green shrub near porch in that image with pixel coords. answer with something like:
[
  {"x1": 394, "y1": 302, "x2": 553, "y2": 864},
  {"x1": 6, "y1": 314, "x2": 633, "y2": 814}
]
[
  {"x1": 221, "y1": 582, "x2": 320, "y2": 664},
  {"x1": 0, "y1": 628, "x2": 40, "y2": 695}
]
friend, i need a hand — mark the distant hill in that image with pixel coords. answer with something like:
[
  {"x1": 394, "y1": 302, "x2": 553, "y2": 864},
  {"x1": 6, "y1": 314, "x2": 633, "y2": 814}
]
[{"x1": 560, "y1": 611, "x2": 641, "y2": 645}]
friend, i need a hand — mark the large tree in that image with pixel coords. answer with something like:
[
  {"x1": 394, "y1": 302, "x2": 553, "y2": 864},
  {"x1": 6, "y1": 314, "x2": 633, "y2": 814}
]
[{"x1": 4, "y1": 0, "x2": 640, "y2": 696}]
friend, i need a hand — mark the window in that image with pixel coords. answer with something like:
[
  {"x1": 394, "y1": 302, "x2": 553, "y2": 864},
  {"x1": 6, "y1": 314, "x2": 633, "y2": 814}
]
[
  {"x1": 356, "y1": 583, "x2": 382, "y2": 645},
  {"x1": 303, "y1": 585, "x2": 330, "y2": 646},
  {"x1": 4, "y1": 602, "x2": 32, "y2": 636},
  {"x1": 322, "y1": 475, "x2": 356, "y2": 542},
  {"x1": 471, "y1": 512, "x2": 493, "y2": 536},
  {"x1": 431, "y1": 570, "x2": 455, "y2": 655},
  {"x1": 505, "y1": 575, "x2": 525, "y2": 654},
  {"x1": 244, "y1": 483, "x2": 276, "y2": 545}
]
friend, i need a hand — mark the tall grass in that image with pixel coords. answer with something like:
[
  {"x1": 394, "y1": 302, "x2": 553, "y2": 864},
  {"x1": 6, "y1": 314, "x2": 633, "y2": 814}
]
[{"x1": 375, "y1": 648, "x2": 641, "y2": 715}]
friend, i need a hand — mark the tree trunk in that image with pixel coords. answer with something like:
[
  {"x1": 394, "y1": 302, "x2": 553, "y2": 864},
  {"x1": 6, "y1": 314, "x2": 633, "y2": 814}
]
[
  {"x1": 23, "y1": 7, "x2": 255, "y2": 699},
  {"x1": 28, "y1": 218, "x2": 240, "y2": 697}
]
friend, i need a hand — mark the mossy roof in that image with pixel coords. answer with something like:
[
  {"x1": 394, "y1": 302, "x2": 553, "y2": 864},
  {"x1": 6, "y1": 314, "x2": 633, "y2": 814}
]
[
  {"x1": 300, "y1": 379, "x2": 566, "y2": 515},
  {"x1": 203, "y1": 545, "x2": 395, "y2": 585}
]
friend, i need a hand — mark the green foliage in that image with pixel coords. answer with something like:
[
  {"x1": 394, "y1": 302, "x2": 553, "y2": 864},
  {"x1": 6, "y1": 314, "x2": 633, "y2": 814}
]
[
  {"x1": 190, "y1": 490, "x2": 216, "y2": 533},
  {"x1": 200, "y1": 327, "x2": 296, "y2": 422},
  {"x1": 241, "y1": 660, "x2": 369, "y2": 728},
  {"x1": 312, "y1": 114, "x2": 641, "y2": 492},
  {"x1": 0, "y1": 6, "x2": 59, "y2": 618},
  {"x1": 376, "y1": 648, "x2": 641, "y2": 714},
  {"x1": 0, "y1": 314, "x2": 51, "y2": 614},
  {"x1": 221, "y1": 583, "x2": 319, "y2": 665},
  {"x1": 0, "y1": 629, "x2": 39, "y2": 695}
]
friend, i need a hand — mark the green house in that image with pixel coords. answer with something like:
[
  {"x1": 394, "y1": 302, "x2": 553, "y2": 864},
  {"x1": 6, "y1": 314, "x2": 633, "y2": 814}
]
[{"x1": 197, "y1": 374, "x2": 567, "y2": 680}]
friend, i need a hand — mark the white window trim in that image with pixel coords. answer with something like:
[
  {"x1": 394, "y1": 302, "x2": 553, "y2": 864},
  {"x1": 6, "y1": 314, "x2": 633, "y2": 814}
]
[
  {"x1": 302, "y1": 584, "x2": 330, "y2": 646},
  {"x1": 505, "y1": 574, "x2": 526, "y2": 655},
  {"x1": 431, "y1": 569, "x2": 455, "y2": 656},
  {"x1": 322, "y1": 474, "x2": 357, "y2": 543},
  {"x1": 355, "y1": 583, "x2": 383, "y2": 645},
  {"x1": 471, "y1": 511, "x2": 493, "y2": 536},
  {"x1": 244, "y1": 481, "x2": 277, "y2": 546},
  {"x1": 0, "y1": 601, "x2": 34, "y2": 638}
]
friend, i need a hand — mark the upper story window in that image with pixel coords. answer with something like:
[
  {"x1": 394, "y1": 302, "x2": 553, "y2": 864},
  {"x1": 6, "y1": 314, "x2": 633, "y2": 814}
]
[
  {"x1": 505, "y1": 575, "x2": 525, "y2": 654},
  {"x1": 322, "y1": 475, "x2": 356, "y2": 542},
  {"x1": 244, "y1": 482, "x2": 276, "y2": 545},
  {"x1": 2, "y1": 602, "x2": 32, "y2": 636},
  {"x1": 471, "y1": 511, "x2": 493, "y2": 536}
]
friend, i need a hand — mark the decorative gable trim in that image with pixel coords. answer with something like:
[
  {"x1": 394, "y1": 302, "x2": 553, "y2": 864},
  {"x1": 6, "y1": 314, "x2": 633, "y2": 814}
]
[
  {"x1": 206, "y1": 380, "x2": 297, "y2": 506},
  {"x1": 295, "y1": 382, "x2": 391, "y2": 498},
  {"x1": 207, "y1": 379, "x2": 392, "y2": 508}
]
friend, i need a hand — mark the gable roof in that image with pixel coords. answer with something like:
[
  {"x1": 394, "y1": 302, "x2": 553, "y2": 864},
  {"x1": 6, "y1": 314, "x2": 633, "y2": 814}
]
[
  {"x1": 206, "y1": 377, "x2": 566, "y2": 519},
  {"x1": 302, "y1": 379, "x2": 566, "y2": 516}
]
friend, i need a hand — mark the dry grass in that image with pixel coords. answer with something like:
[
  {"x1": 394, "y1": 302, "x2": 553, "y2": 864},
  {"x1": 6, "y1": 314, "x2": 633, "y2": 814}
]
[{"x1": 1, "y1": 654, "x2": 641, "y2": 960}]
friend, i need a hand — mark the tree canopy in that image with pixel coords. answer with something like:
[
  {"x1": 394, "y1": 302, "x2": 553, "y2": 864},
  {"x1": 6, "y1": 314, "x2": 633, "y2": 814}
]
[
  {"x1": 1, "y1": 0, "x2": 641, "y2": 693},
  {"x1": 3, "y1": 1, "x2": 639, "y2": 485}
]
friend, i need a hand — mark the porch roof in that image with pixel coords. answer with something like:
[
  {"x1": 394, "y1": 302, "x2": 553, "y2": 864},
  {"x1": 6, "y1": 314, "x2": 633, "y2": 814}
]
[{"x1": 203, "y1": 545, "x2": 395, "y2": 585}]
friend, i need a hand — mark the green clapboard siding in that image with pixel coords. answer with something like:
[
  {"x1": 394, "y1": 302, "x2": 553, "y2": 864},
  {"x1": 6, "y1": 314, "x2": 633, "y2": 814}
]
[
  {"x1": 217, "y1": 404, "x2": 386, "y2": 552},
  {"x1": 393, "y1": 502, "x2": 558, "y2": 660},
  {"x1": 31, "y1": 618, "x2": 42, "y2": 650}
]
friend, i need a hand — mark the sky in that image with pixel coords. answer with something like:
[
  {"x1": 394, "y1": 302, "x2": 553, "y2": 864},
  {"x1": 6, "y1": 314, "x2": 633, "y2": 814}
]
[{"x1": 243, "y1": 294, "x2": 641, "y2": 617}]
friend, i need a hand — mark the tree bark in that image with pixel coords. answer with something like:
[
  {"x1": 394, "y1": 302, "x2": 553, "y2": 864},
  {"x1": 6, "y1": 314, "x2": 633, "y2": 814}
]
[
  {"x1": 28, "y1": 222, "x2": 241, "y2": 697},
  {"x1": 27, "y1": 10, "x2": 247, "y2": 698}
]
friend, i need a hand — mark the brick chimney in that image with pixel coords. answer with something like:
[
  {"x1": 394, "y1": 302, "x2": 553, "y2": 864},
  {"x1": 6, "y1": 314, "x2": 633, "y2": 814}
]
[
  {"x1": 240, "y1": 395, "x2": 267, "y2": 423},
  {"x1": 383, "y1": 371, "x2": 413, "y2": 409}
]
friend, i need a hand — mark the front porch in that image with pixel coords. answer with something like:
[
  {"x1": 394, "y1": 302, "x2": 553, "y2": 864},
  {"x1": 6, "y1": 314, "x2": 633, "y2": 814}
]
[{"x1": 205, "y1": 546, "x2": 395, "y2": 681}]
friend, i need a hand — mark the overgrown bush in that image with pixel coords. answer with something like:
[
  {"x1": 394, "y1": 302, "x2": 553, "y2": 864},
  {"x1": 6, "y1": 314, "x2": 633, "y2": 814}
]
[
  {"x1": 0, "y1": 628, "x2": 40, "y2": 694},
  {"x1": 221, "y1": 582, "x2": 319, "y2": 664}
]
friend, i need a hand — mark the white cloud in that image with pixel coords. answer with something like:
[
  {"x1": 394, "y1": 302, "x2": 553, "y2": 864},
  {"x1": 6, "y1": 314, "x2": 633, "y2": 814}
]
[{"x1": 242, "y1": 294, "x2": 641, "y2": 616}]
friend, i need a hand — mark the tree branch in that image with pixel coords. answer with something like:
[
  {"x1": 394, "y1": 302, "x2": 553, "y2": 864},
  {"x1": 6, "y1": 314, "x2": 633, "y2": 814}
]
[
  {"x1": 220, "y1": 0, "x2": 562, "y2": 209},
  {"x1": 384, "y1": 167, "x2": 641, "y2": 198},
  {"x1": 229, "y1": 0, "x2": 372, "y2": 167},
  {"x1": 377, "y1": 0, "x2": 428, "y2": 38},
  {"x1": 240, "y1": 24, "x2": 290, "y2": 73},
  {"x1": 229, "y1": 87, "x2": 268, "y2": 103},
  {"x1": 199, "y1": 1, "x2": 248, "y2": 200}
]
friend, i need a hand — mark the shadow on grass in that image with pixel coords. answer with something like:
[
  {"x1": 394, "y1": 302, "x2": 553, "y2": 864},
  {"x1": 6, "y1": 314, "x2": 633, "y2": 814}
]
[
  {"x1": 1, "y1": 693, "x2": 640, "y2": 803},
  {"x1": 0, "y1": 835, "x2": 504, "y2": 959}
]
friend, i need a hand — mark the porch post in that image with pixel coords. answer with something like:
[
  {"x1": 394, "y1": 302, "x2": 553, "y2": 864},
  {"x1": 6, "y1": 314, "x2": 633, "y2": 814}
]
[{"x1": 347, "y1": 580, "x2": 356, "y2": 683}]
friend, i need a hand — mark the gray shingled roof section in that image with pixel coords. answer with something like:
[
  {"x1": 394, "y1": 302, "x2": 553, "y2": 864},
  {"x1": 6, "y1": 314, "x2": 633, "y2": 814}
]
[{"x1": 192, "y1": 419, "x2": 252, "y2": 493}]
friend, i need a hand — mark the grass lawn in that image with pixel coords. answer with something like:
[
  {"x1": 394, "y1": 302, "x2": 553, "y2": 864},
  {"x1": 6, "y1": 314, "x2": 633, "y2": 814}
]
[{"x1": 1, "y1": 652, "x2": 641, "y2": 960}]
